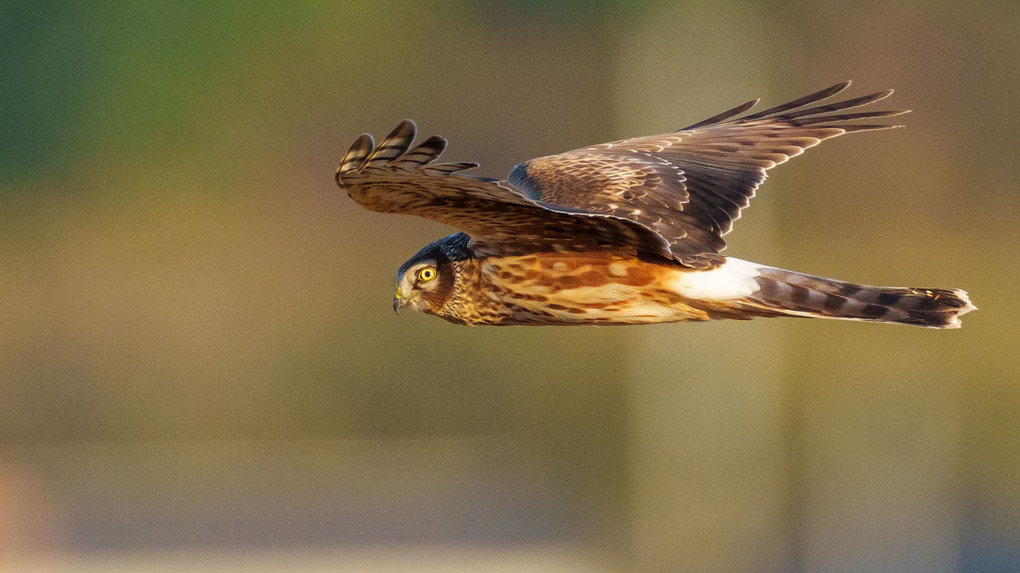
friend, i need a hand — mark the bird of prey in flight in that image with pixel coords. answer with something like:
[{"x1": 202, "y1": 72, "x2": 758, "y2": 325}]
[{"x1": 336, "y1": 82, "x2": 974, "y2": 328}]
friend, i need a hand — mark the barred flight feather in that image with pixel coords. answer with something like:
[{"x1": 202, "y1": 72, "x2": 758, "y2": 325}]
[
  {"x1": 364, "y1": 120, "x2": 416, "y2": 167},
  {"x1": 393, "y1": 135, "x2": 447, "y2": 170}
]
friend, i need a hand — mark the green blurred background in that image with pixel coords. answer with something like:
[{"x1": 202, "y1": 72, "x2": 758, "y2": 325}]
[{"x1": 2, "y1": 2, "x2": 1018, "y2": 572}]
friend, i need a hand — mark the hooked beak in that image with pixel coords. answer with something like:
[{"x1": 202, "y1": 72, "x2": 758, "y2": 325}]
[{"x1": 393, "y1": 286, "x2": 406, "y2": 315}]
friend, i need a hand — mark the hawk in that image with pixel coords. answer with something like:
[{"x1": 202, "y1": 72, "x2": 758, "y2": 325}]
[{"x1": 335, "y1": 82, "x2": 975, "y2": 328}]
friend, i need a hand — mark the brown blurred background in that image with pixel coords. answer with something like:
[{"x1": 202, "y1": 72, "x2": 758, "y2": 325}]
[{"x1": 1, "y1": 2, "x2": 1018, "y2": 572}]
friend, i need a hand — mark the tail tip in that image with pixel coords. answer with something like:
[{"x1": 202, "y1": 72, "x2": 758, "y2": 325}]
[{"x1": 942, "y1": 288, "x2": 976, "y2": 329}]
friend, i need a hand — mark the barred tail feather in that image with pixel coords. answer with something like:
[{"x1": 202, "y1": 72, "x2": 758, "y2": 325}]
[{"x1": 744, "y1": 267, "x2": 976, "y2": 329}]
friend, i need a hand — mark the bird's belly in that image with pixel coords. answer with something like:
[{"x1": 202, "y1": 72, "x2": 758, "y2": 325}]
[{"x1": 479, "y1": 253, "x2": 712, "y2": 325}]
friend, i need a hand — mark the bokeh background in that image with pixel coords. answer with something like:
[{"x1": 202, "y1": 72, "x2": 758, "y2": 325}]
[{"x1": 2, "y1": 2, "x2": 1018, "y2": 572}]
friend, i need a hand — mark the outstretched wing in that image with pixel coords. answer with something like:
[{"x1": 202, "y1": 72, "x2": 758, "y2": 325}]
[
  {"x1": 508, "y1": 81, "x2": 907, "y2": 268},
  {"x1": 336, "y1": 121, "x2": 672, "y2": 259}
]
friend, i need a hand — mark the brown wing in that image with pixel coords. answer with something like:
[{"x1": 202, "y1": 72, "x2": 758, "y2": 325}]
[
  {"x1": 336, "y1": 120, "x2": 672, "y2": 259},
  {"x1": 508, "y1": 81, "x2": 908, "y2": 268}
]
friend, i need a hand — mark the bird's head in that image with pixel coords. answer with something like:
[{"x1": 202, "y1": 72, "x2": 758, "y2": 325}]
[{"x1": 393, "y1": 232, "x2": 472, "y2": 316}]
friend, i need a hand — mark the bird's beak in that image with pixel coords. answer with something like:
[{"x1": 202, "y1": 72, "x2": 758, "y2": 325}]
[{"x1": 393, "y1": 286, "x2": 405, "y2": 315}]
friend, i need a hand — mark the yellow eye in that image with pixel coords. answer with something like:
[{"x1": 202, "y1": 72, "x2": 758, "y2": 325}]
[{"x1": 417, "y1": 267, "x2": 437, "y2": 282}]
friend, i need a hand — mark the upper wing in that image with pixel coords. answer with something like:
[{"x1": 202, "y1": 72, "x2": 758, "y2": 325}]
[
  {"x1": 507, "y1": 81, "x2": 908, "y2": 268},
  {"x1": 336, "y1": 121, "x2": 672, "y2": 259}
]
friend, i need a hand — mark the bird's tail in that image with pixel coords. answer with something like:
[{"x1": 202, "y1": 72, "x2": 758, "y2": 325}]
[{"x1": 722, "y1": 265, "x2": 976, "y2": 329}]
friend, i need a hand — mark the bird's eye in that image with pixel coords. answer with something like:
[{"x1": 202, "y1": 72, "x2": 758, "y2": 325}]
[{"x1": 417, "y1": 267, "x2": 437, "y2": 282}]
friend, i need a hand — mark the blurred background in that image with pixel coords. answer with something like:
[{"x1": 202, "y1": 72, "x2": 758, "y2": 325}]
[{"x1": 2, "y1": 2, "x2": 1018, "y2": 572}]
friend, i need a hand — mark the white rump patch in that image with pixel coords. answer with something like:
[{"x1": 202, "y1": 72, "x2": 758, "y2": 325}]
[{"x1": 668, "y1": 257, "x2": 763, "y2": 300}]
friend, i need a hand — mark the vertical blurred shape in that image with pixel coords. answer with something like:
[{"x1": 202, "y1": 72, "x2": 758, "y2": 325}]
[
  {"x1": 0, "y1": 460, "x2": 59, "y2": 562},
  {"x1": 611, "y1": 4, "x2": 790, "y2": 572},
  {"x1": 793, "y1": 341, "x2": 960, "y2": 573},
  {"x1": 765, "y1": 5, "x2": 967, "y2": 573}
]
